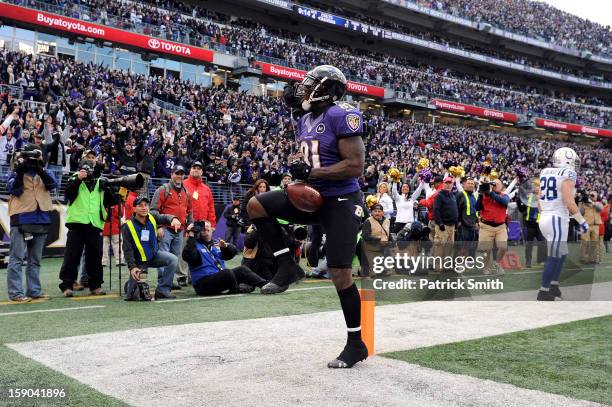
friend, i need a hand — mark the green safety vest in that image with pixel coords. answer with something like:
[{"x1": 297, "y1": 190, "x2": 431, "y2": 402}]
[
  {"x1": 125, "y1": 214, "x2": 158, "y2": 262},
  {"x1": 66, "y1": 178, "x2": 106, "y2": 230}
]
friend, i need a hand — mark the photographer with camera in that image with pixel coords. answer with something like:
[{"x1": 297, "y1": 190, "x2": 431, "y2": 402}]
[
  {"x1": 182, "y1": 220, "x2": 268, "y2": 296},
  {"x1": 476, "y1": 178, "x2": 510, "y2": 275},
  {"x1": 578, "y1": 191, "x2": 602, "y2": 264},
  {"x1": 122, "y1": 196, "x2": 183, "y2": 300},
  {"x1": 6, "y1": 144, "x2": 57, "y2": 303},
  {"x1": 58, "y1": 159, "x2": 120, "y2": 297}
]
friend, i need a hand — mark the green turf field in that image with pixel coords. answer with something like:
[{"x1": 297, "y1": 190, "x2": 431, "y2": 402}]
[
  {"x1": 1, "y1": 251, "x2": 611, "y2": 406},
  {"x1": 382, "y1": 315, "x2": 612, "y2": 405}
]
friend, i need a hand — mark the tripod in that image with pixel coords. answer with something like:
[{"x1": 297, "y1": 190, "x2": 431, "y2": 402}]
[{"x1": 106, "y1": 199, "x2": 125, "y2": 297}]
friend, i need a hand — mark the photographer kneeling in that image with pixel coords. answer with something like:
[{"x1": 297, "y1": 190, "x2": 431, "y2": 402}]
[
  {"x1": 123, "y1": 196, "x2": 183, "y2": 300},
  {"x1": 182, "y1": 220, "x2": 268, "y2": 296}
]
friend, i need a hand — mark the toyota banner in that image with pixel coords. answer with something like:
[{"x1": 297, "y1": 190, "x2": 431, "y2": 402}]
[
  {"x1": 0, "y1": 2, "x2": 214, "y2": 63},
  {"x1": 256, "y1": 62, "x2": 386, "y2": 98},
  {"x1": 431, "y1": 99, "x2": 519, "y2": 122},
  {"x1": 535, "y1": 118, "x2": 612, "y2": 138}
]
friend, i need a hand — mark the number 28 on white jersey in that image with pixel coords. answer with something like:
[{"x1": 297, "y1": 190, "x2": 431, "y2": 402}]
[{"x1": 539, "y1": 167, "x2": 577, "y2": 218}]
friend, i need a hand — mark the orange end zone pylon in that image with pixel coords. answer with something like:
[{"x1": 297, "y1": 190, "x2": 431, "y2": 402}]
[{"x1": 358, "y1": 288, "x2": 375, "y2": 356}]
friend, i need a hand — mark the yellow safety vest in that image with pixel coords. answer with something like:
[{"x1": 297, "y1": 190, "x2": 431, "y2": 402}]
[
  {"x1": 125, "y1": 214, "x2": 158, "y2": 262},
  {"x1": 526, "y1": 194, "x2": 540, "y2": 223},
  {"x1": 462, "y1": 190, "x2": 471, "y2": 215}
]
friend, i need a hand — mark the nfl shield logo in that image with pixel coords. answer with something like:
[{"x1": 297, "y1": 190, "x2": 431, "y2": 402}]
[{"x1": 346, "y1": 113, "x2": 361, "y2": 132}]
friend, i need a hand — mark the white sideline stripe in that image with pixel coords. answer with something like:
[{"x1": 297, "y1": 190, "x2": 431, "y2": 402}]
[
  {"x1": 0, "y1": 305, "x2": 105, "y2": 317},
  {"x1": 154, "y1": 294, "x2": 246, "y2": 303},
  {"x1": 288, "y1": 286, "x2": 335, "y2": 292},
  {"x1": 153, "y1": 286, "x2": 334, "y2": 304}
]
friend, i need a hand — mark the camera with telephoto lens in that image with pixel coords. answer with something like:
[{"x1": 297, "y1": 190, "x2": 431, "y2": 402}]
[
  {"x1": 98, "y1": 173, "x2": 144, "y2": 191},
  {"x1": 14, "y1": 148, "x2": 43, "y2": 171}
]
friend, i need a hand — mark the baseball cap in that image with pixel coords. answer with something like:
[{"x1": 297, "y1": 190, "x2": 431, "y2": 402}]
[
  {"x1": 191, "y1": 161, "x2": 203, "y2": 169},
  {"x1": 443, "y1": 176, "x2": 454, "y2": 183},
  {"x1": 133, "y1": 195, "x2": 150, "y2": 206},
  {"x1": 173, "y1": 165, "x2": 186, "y2": 174},
  {"x1": 371, "y1": 203, "x2": 384, "y2": 211}
]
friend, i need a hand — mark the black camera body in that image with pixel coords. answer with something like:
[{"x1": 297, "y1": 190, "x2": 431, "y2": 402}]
[
  {"x1": 579, "y1": 190, "x2": 592, "y2": 204},
  {"x1": 478, "y1": 181, "x2": 493, "y2": 193},
  {"x1": 191, "y1": 220, "x2": 208, "y2": 235}
]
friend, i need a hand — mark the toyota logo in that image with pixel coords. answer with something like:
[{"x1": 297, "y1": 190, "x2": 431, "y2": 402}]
[{"x1": 148, "y1": 38, "x2": 161, "y2": 49}]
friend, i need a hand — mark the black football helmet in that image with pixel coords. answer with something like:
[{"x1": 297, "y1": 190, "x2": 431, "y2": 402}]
[{"x1": 295, "y1": 65, "x2": 347, "y2": 111}]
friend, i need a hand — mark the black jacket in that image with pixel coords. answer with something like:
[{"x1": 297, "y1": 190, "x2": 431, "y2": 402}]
[
  {"x1": 433, "y1": 189, "x2": 459, "y2": 226},
  {"x1": 224, "y1": 203, "x2": 241, "y2": 227},
  {"x1": 456, "y1": 190, "x2": 477, "y2": 228}
]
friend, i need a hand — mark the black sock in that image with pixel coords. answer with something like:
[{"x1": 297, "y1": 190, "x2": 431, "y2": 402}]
[
  {"x1": 337, "y1": 283, "x2": 362, "y2": 346},
  {"x1": 251, "y1": 217, "x2": 293, "y2": 263}
]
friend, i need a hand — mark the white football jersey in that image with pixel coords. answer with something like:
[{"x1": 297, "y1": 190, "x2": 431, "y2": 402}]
[{"x1": 539, "y1": 167, "x2": 577, "y2": 218}]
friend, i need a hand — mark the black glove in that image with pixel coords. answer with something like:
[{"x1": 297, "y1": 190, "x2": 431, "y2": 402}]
[
  {"x1": 289, "y1": 160, "x2": 311, "y2": 181},
  {"x1": 439, "y1": 224, "x2": 446, "y2": 231},
  {"x1": 282, "y1": 82, "x2": 301, "y2": 109},
  {"x1": 35, "y1": 160, "x2": 45, "y2": 175}
]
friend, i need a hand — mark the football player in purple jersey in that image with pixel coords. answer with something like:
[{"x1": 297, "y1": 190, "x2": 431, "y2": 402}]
[{"x1": 247, "y1": 65, "x2": 368, "y2": 368}]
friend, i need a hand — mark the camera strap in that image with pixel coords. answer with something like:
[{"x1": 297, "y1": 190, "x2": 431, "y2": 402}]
[{"x1": 201, "y1": 242, "x2": 224, "y2": 271}]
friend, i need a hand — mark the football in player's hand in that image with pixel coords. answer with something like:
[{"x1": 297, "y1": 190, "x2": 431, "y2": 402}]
[{"x1": 286, "y1": 182, "x2": 323, "y2": 213}]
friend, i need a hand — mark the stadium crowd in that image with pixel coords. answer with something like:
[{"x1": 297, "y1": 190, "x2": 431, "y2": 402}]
[
  {"x1": 1, "y1": 50, "x2": 611, "y2": 200},
  {"x1": 294, "y1": 0, "x2": 608, "y2": 80},
  {"x1": 416, "y1": 0, "x2": 612, "y2": 57},
  {"x1": 11, "y1": 0, "x2": 612, "y2": 128}
]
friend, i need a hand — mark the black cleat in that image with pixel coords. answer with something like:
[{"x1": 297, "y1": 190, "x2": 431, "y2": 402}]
[
  {"x1": 327, "y1": 341, "x2": 369, "y2": 369},
  {"x1": 537, "y1": 290, "x2": 556, "y2": 301},
  {"x1": 261, "y1": 263, "x2": 305, "y2": 294},
  {"x1": 550, "y1": 284, "x2": 562, "y2": 299}
]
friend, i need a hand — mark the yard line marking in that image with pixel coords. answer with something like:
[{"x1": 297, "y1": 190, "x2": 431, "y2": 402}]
[
  {"x1": 0, "y1": 298, "x2": 50, "y2": 306},
  {"x1": 0, "y1": 305, "x2": 105, "y2": 317},
  {"x1": 71, "y1": 294, "x2": 120, "y2": 301}
]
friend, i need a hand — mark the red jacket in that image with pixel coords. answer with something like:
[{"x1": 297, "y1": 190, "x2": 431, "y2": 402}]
[
  {"x1": 600, "y1": 204, "x2": 609, "y2": 236},
  {"x1": 419, "y1": 186, "x2": 441, "y2": 221},
  {"x1": 124, "y1": 191, "x2": 138, "y2": 220},
  {"x1": 151, "y1": 182, "x2": 193, "y2": 230},
  {"x1": 183, "y1": 176, "x2": 216, "y2": 227},
  {"x1": 103, "y1": 205, "x2": 123, "y2": 236}
]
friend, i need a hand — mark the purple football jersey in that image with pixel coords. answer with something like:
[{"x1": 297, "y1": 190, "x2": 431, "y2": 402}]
[{"x1": 296, "y1": 103, "x2": 363, "y2": 197}]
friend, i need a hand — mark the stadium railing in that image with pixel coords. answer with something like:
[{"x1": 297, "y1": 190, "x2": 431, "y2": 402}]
[
  {"x1": 0, "y1": 84, "x2": 23, "y2": 99},
  {"x1": 0, "y1": 165, "x2": 249, "y2": 205}
]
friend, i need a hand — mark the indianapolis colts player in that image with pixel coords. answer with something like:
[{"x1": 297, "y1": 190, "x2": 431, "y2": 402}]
[{"x1": 537, "y1": 147, "x2": 589, "y2": 301}]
